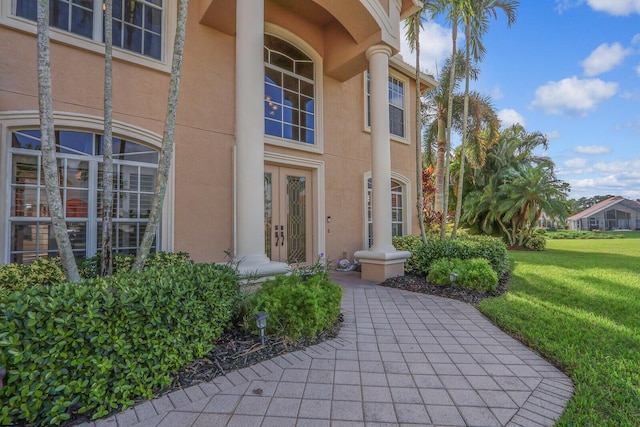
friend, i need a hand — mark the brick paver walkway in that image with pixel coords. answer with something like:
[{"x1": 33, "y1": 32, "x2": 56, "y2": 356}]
[{"x1": 78, "y1": 272, "x2": 573, "y2": 427}]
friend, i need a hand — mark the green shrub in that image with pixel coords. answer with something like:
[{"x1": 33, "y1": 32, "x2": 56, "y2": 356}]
[
  {"x1": 525, "y1": 235, "x2": 547, "y2": 251},
  {"x1": 392, "y1": 235, "x2": 427, "y2": 275},
  {"x1": 546, "y1": 231, "x2": 619, "y2": 240},
  {"x1": 77, "y1": 251, "x2": 192, "y2": 278},
  {"x1": 428, "y1": 258, "x2": 498, "y2": 292},
  {"x1": 392, "y1": 235, "x2": 508, "y2": 277},
  {"x1": 427, "y1": 258, "x2": 461, "y2": 286},
  {"x1": 245, "y1": 273, "x2": 342, "y2": 340},
  {"x1": 0, "y1": 257, "x2": 66, "y2": 298},
  {"x1": 0, "y1": 263, "x2": 239, "y2": 426}
]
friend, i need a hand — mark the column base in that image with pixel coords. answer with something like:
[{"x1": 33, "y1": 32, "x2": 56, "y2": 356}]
[
  {"x1": 353, "y1": 249, "x2": 411, "y2": 282},
  {"x1": 233, "y1": 254, "x2": 290, "y2": 282}
]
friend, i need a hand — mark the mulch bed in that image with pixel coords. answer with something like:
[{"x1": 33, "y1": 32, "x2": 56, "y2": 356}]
[
  {"x1": 161, "y1": 318, "x2": 343, "y2": 393},
  {"x1": 378, "y1": 272, "x2": 510, "y2": 305}
]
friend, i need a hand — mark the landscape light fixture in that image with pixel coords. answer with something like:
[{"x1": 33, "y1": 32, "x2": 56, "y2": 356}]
[
  {"x1": 450, "y1": 272, "x2": 459, "y2": 284},
  {"x1": 254, "y1": 311, "x2": 269, "y2": 345}
]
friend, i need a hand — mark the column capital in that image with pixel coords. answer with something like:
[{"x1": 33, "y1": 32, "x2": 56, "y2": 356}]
[{"x1": 366, "y1": 45, "x2": 393, "y2": 61}]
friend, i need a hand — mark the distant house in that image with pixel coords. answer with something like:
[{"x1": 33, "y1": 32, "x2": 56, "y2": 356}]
[{"x1": 568, "y1": 196, "x2": 640, "y2": 231}]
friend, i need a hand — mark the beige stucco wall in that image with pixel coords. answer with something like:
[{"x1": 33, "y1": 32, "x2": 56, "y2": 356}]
[{"x1": 0, "y1": 1, "x2": 421, "y2": 264}]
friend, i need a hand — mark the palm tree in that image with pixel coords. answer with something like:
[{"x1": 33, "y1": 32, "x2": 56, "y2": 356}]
[
  {"x1": 462, "y1": 124, "x2": 568, "y2": 246},
  {"x1": 452, "y1": 0, "x2": 518, "y2": 238},
  {"x1": 101, "y1": 0, "x2": 114, "y2": 276},
  {"x1": 404, "y1": 2, "x2": 436, "y2": 243},
  {"x1": 133, "y1": 0, "x2": 190, "y2": 271},
  {"x1": 36, "y1": 0, "x2": 81, "y2": 282},
  {"x1": 432, "y1": 0, "x2": 472, "y2": 240}
]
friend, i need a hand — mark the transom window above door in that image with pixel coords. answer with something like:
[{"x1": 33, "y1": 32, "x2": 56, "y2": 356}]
[{"x1": 264, "y1": 34, "x2": 315, "y2": 145}]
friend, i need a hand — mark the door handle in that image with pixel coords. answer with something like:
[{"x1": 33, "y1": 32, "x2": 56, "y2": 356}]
[
  {"x1": 274, "y1": 226, "x2": 280, "y2": 246},
  {"x1": 280, "y1": 226, "x2": 285, "y2": 246}
]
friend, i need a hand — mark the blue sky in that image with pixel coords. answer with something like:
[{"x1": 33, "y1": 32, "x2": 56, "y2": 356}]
[{"x1": 399, "y1": 0, "x2": 640, "y2": 200}]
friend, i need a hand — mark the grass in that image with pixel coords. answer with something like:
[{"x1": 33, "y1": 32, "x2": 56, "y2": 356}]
[{"x1": 479, "y1": 231, "x2": 640, "y2": 426}]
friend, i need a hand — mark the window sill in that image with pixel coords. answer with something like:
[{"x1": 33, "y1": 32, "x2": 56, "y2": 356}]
[
  {"x1": 0, "y1": 13, "x2": 172, "y2": 74},
  {"x1": 264, "y1": 135, "x2": 324, "y2": 154}
]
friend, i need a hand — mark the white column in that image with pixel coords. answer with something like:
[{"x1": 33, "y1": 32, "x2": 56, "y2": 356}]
[
  {"x1": 367, "y1": 45, "x2": 395, "y2": 253},
  {"x1": 233, "y1": 0, "x2": 288, "y2": 279},
  {"x1": 354, "y1": 45, "x2": 410, "y2": 282},
  {"x1": 234, "y1": 0, "x2": 267, "y2": 266}
]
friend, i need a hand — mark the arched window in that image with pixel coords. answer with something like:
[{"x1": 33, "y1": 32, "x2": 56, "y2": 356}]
[
  {"x1": 8, "y1": 129, "x2": 159, "y2": 263},
  {"x1": 264, "y1": 34, "x2": 315, "y2": 145},
  {"x1": 366, "y1": 177, "x2": 407, "y2": 248}
]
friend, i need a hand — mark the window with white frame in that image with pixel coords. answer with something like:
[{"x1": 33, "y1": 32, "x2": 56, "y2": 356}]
[
  {"x1": 12, "y1": 0, "x2": 164, "y2": 60},
  {"x1": 366, "y1": 178, "x2": 405, "y2": 248},
  {"x1": 366, "y1": 71, "x2": 406, "y2": 139},
  {"x1": 264, "y1": 34, "x2": 315, "y2": 145},
  {"x1": 8, "y1": 129, "x2": 159, "y2": 264}
]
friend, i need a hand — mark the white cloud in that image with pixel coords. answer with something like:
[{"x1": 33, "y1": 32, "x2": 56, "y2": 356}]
[
  {"x1": 498, "y1": 109, "x2": 526, "y2": 128},
  {"x1": 633, "y1": 34, "x2": 640, "y2": 45},
  {"x1": 491, "y1": 86, "x2": 504, "y2": 100},
  {"x1": 581, "y1": 43, "x2": 632, "y2": 76},
  {"x1": 621, "y1": 89, "x2": 640, "y2": 100},
  {"x1": 574, "y1": 145, "x2": 612, "y2": 154},
  {"x1": 587, "y1": 0, "x2": 640, "y2": 15},
  {"x1": 593, "y1": 158, "x2": 640, "y2": 172},
  {"x1": 530, "y1": 76, "x2": 618, "y2": 116},
  {"x1": 400, "y1": 22, "x2": 459, "y2": 76},
  {"x1": 546, "y1": 130, "x2": 561, "y2": 139},
  {"x1": 565, "y1": 158, "x2": 589, "y2": 169},
  {"x1": 636, "y1": 64, "x2": 640, "y2": 77}
]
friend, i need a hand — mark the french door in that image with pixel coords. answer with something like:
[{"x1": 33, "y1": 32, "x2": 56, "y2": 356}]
[{"x1": 264, "y1": 165, "x2": 312, "y2": 264}]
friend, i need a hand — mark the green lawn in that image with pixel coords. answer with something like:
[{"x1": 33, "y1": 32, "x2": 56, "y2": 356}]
[{"x1": 479, "y1": 231, "x2": 640, "y2": 426}]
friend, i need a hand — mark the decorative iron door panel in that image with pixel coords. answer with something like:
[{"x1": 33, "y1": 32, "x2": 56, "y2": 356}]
[{"x1": 264, "y1": 165, "x2": 312, "y2": 264}]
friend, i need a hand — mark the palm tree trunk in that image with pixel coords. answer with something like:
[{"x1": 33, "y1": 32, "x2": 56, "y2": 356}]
[
  {"x1": 434, "y1": 117, "x2": 446, "y2": 213},
  {"x1": 36, "y1": 0, "x2": 80, "y2": 282},
  {"x1": 132, "y1": 0, "x2": 189, "y2": 271},
  {"x1": 452, "y1": 21, "x2": 471, "y2": 239},
  {"x1": 101, "y1": 0, "x2": 114, "y2": 276},
  {"x1": 441, "y1": 13, "x2": 458, "y2": 240},
  {"x1": 414, "y1": 17, "x2": 428, "y2": 243}
]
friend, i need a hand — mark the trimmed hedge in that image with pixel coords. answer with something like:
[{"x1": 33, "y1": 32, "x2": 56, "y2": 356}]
[
  {"x1": 0, "y1": 252, "x2": 192, "y2": 298},
  {"x1": 524, "y1": 235, "x2": 546, "y2": 251},
  {"x1": 428, "y1": 258, "x2": 498, "y2": 292},
  {"x1": 393, "y1": 235, "x2": 508, "y2": 277},
  {"x1": 0, "y1": 263, "x2": 240, "y2": 425},
  {"x1": 245, "y1": 273, "x2": 342, "y2": 340},
  {"x1": 0, "y1": 257, "x2": 66, "y2": 298}
]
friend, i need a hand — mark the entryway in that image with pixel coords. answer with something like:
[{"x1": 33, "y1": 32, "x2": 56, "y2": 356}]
[{"x1": 264, "y1": 165, "x2": 312, "y2": 264}]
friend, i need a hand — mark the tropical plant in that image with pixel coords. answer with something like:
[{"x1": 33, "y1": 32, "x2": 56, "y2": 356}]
[
  {"x1": 462, "y1": 124, "x2": 570, "y2": 246},
  {"x1": 35, "y1": 0, "x2": 81, "y2": 282},
  {"x1": 133, "y1": 0, "x2": 190, "y2": 271}
]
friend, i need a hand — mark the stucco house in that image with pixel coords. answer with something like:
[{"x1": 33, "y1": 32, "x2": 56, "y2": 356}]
[
  {"x1": 0, "y1": 0, "x2": 436, "y2": 281},
  {"x1": 568, "y1": 196, "x2": 640, "y2": 231}
]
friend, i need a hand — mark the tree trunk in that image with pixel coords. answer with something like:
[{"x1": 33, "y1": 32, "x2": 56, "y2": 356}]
[
  {"x1": 434, "y1": 117, "x2": 446, "y2": 213},
  {"x1": 36, "y1": 0, "x2": 80, "y2": 282},
  {"x1": 414, "y1": 17, "x2": 428, "y2": 243},
  {"x1": 101, "y1": 0, "x2": 114, "y2": 276},
  {"x1": 452, "y1": 21, "x2": 471, "y2": 239},
  {"x1": 132, "y1": 0, "x2": 190, "y2": 271},
  {"x1": 441, "y1": 15, "x2": 458, "y2": 241}
]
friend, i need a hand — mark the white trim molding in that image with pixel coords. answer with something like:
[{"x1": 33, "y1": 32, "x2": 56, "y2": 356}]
[
  {"x1": 263, "y1": 23, "x2": 325, "y2": 155},
  {"x1": 0, "y1": 0, "x2": 176, "y2": 73},
  {"x1": 362, "y1": 170, "x2": 412, "y2": 249},
  {"x1": 264, "y1": 151, "x2": 326, "y2": 262},
  {"x1": 0, "y1": 110, "x2": 174, "y2": 263},
  {"x1": 363, "y1": 68, "x2": 411, "y2": 145}
]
